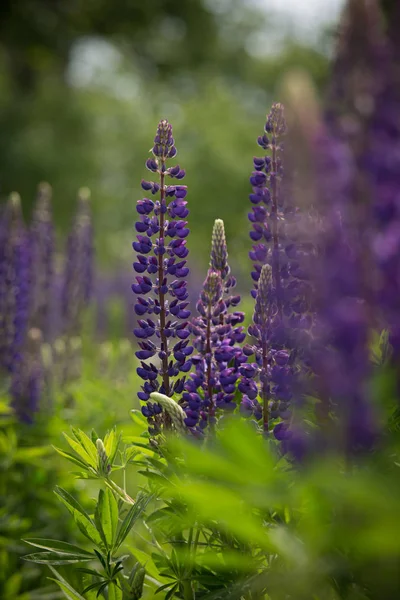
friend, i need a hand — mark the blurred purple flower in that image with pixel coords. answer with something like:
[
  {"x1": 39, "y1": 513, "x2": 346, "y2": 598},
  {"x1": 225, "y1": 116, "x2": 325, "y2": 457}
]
[
  {"x1": 0, "y1": 193, "x2": 30, "y2": 374},
  {"x1": 29, "y1": 182, "x2": 54, "y2": 340}
]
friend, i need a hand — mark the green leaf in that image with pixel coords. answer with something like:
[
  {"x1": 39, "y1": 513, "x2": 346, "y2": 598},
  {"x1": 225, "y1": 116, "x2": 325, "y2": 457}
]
[
  {"x1": 24, "y1": 538, "x2": 94, "y2": 558},
  {"x1": 130, "y1": 409, "x2": 148, "y2": 428},
  {"x1": 63, "y1": 433, "x2": 97, "y2": 469},
  {"x1": 104, "y1": 428, "x2": 120, "y2": 464},
  {"x1": 126, "y1": 547, "x2": 161, "y2": 582},
  {"x1": 115, "y1": 492, "x2": 153, "y2": 550},
  {"x1": 71, "y1": 428, "x2": 99, "y2": 465},
  {"x1": 108, "y1": 582, "x2": 123, "y2": 600},
  {"x1": 48, "y1": 566, "x2": 86, "y2": 600},
  {"x1": 53, "y1": 447, "x2": 90, "y2": 470},
  {"x1": 55, "y1": 487, "x2": 103, "y2": 547},
  {"x1": 24, "y1": 551, "x2": 92, "y2": 565},
  {"x1": 95, "y1": 488, "x2": 119, "y2": 549}
]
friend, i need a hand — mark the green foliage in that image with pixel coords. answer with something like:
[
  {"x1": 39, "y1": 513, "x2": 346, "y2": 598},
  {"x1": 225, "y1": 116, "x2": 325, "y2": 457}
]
[{"x1": 21, "y1": 401, "x2": 400, "y2": 599}]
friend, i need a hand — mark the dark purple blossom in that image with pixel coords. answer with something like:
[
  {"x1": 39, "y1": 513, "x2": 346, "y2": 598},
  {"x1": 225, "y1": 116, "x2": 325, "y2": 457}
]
[
  {"x1": 132, "y1": 120, "x2": 193, "y2": 433},
  {"x1": 239, "y1": 264, "x2": 294, "y2": 434},
  {"x1": 181, "y1": 219, "x2": 245, "y2": 433},
  {"x1": 310, "y1": 129, "x2": 377, "y2": 452}
]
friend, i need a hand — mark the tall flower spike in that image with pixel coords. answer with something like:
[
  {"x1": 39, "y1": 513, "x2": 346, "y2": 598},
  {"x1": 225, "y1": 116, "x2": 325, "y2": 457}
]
[
  {"x1": 246, "y1": 106, "x2": 309, "y2": 443},
  {"x1": 62, "y1": 188, "x2": 93, "y2": 335},
  {"x1": 0, "y1": 193, "x2": 30, "y2": 374},
  {"x1": 61, "y1": 188, "x2": 93, "y2": 383},
  {"x1": 240, "y1": 265, "x2": 272, "y2": 432},
  {"x1": 310, "y1": 130, "x2": 376, "y2": 453},
  {"x1": 250, "y1": 102, "x2": 287, "y2": 311},
  {"x1": 29, "y1": 182, "x2": 54, "y2": 339},
  {"x1": 10, "y1": 327, "x2": 44, "y2": 423},
  {"x1": 181, "y1": 220, "x2": 245, "y2": 434},
  {"x1": 132, "y1": 120, "x2": 192, "y2": 434}
]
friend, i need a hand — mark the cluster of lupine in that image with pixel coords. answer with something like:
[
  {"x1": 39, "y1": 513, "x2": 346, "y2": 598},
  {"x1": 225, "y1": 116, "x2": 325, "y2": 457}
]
[
  {"x1": 0, "y1": 185, "x2": 94, "y2": 422},
  {"x1": 133, "y1": 81, "x2": 400, "y2": 456},
  {"x1": 180, "y1": 219, "x2": 245, "y2": 434},
  {"x1": 133, "y1": 115, "x2": 308, "y2": 443}
]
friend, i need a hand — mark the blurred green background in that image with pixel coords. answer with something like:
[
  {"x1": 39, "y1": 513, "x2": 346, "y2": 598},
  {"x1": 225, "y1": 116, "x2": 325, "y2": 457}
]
[{"x1": 0, "y1": 0, "x2": 342, "y2": 286}]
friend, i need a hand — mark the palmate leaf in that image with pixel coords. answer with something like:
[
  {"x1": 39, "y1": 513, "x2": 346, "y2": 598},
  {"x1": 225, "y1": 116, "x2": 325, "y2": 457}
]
[
  {"x1": 94, "y1": 488, "x2": 119, "y2": 550},
  {"x1": 63, "y1": 429, "x2": 98, "y2": 470},
  {"x1": 55, "y1": 487, "x2": 103, "y2": 548}
]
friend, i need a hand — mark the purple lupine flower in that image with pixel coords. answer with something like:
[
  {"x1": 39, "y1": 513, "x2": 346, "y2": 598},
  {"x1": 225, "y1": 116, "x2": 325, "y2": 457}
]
[
  {"x1": 61, "y1": 188, "x2": 93, "y2": 337},
  {"x1": 29, "y1": 182, "x2": 54, "y2": 340},
  {"x1": 239, "y1": 264, "x2": 272, "y2": 431},
  {"x1": 245, "y1": 105, "x2": 313, "y2": 441},
  {"x1": 310, "y1": 129, "x2": 377, "y2": 452},
  {"x1": 0, "y1": 193, "x2": 30, "y2": 374},
  {"x1": 181, "y1": 220, "x2": 245, "y2": 433},
  {"x1": 249, "y1": 104, "x2": 315, "y2": 348},
  {"x1": 210, "y1": 218, "x2": 244, "y2": 331},
  {"x1": 249, "y1": 103, "x2": 287, "y2": 311},
  {"x1": 365, "y1": 23, "x2": 400, "y2": 378},
  {"x1": 325, "y1": 0, "x2": 388, "y2": 146},
  {"x1": 10, "y1": 327, "x2": 44, "y2": 423},
  {"x1": 60, "y1": 188, "x2": 93, "y2": 384},
  {"x1": 132, "y1": 120, "x2": 192, "y2": 434},
  {"x1": 239, "y1": 264, "x2": 295, "y2": 436},
  {"x1": 324, "y1": 0, "x2": 389, "y2": 325}
]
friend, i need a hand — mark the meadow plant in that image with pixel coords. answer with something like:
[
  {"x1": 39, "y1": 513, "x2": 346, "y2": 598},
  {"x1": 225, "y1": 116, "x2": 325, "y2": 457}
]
[
  {"x1": 132, "y1": 119, "x2": 192, "y2": 433},
  {"x1": 8, "y1": 4, "x2": 400, "y2": 594},
  {"x1": 29, "y1": 182, "x2": 54, "y2": 339},
  {"x1": 21, "y1": 97, "x2": 400, "y2": 599},
  {"x1": 0, "y1": 193, "x2": 30, "y2": 375}
]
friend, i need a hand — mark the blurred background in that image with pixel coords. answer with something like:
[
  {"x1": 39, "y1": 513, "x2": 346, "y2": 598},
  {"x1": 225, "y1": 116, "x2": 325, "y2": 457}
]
[{"x1": 0, "y1": 0, "x2": 346, "y2": 336}]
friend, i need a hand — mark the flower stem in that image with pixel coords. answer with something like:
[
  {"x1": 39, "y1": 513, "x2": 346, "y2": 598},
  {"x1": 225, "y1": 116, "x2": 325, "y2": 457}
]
[
  {"x1": 158, "y1": 163, "x2": 170, "y2": 396},
  {"x1": 271, "y1": 141, "x2": 282, "y2": 317}
]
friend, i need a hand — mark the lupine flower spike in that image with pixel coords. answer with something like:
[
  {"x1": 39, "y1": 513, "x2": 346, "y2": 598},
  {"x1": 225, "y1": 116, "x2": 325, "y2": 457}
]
[
  {"x1": 61, "y1": 188, "x2": 93, "y2": 383},
  {"x1": 132, "y1": 120, "x2": 192, "y2": 434},
  {"x1": 0, "y1": 193, "x2": 30, "y2": 374},
  {"x1": 240, "y1": 265, "x2": 272, "y2": 431},
  {"x1": 10, "y1": 327, "x2": 44, "y2": 423},
  {"x1": 30, "y1": 182, "x2": 54, "y2": 339},
  {"x1": 181, "y1": 219, "x2": 245, "y2": 434},
  {"x1": 249, "y1": 103, "x2": 287, "y2": 311}
]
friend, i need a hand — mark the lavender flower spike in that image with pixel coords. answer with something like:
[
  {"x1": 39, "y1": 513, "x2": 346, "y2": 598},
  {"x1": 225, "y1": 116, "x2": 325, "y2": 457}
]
[
  {"x1": 249, "y1": 103, "x2": 287, "y2": 314},
  {"x1": 11, "y1": 327, "x2": 44, "y2": 423},
  {"x1": 62, "y1": 187, "x2": 93, "y2": 337},
  {"x1": 30, "y1": 182, "x2": 54, "y2": 339},
  {"x1": 0, "y1": 193, "x2": 30, "y2": 374},
  {"x1": 181, "y1": 219, "x2": 245, "y2": 434},
  {"x1": 61, "y1": 188, "x2": 93, "y2": 383},
  {"x1": 132, "y1": 120, "x2": 192, "y2": 434}
]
